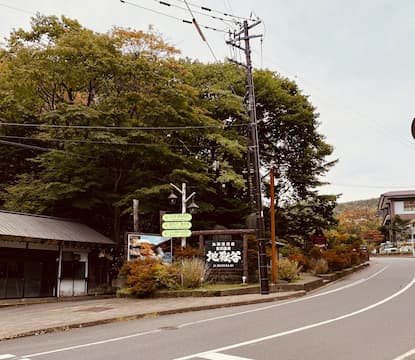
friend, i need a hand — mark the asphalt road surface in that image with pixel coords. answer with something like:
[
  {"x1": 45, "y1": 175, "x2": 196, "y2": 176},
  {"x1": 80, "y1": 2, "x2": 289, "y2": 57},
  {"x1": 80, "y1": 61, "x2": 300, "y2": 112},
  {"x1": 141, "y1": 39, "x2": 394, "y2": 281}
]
[{"x1": 2, "y1": 257, "x2": 415, "y2": 360}]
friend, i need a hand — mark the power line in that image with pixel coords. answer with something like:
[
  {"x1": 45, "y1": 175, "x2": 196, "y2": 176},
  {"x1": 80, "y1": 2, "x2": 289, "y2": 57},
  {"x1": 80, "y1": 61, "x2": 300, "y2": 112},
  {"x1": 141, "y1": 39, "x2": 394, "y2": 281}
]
[
  {"x1": 0, "y1": 139, "x2": 94, "y2": 159},
  {"x1": 148, "y1": 0, "x2": 235, "y2": 26},
  {"x1": 0, "y1": 121, "x2": 248, "y2": 131},
  {"x1": 0, "y1": 135, "x2": 215, "y2": 148},
  {"x1": 326, "y1": 182, "x2": 415, "y2": 190},
  {"x1": 182, "y1": 0, "x2": 218, "y2": 62},
  {"x1": 170, "y1": 0, "x2": 250, "y2": 21},
  {"x1": 0, "y1": 2, "x2": 34, "y2": 15},
  {"x1": 120, "y1": 0, "x2": 227, "y2": 33}
]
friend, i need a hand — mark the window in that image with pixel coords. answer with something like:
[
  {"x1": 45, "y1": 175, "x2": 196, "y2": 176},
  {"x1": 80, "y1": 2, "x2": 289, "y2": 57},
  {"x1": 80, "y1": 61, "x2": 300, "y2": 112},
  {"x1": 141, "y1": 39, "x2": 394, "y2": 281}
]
[{"x1": 404, "y1": 200, "x2": 415, "y2": 212}]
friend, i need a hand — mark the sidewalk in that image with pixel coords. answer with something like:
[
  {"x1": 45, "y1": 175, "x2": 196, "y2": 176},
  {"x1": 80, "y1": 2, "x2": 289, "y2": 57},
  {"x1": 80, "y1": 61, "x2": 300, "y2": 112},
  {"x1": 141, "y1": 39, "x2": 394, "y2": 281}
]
[{"x1": 0, "y1": 290, "x2": 304, "y2": 341}]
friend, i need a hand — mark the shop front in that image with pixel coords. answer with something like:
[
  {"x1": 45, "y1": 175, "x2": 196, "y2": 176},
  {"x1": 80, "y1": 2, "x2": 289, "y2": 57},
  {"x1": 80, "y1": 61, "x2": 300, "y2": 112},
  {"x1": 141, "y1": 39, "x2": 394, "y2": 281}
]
[{"x1": 0, "y1": 211, "x2": 114, "y2": 299}]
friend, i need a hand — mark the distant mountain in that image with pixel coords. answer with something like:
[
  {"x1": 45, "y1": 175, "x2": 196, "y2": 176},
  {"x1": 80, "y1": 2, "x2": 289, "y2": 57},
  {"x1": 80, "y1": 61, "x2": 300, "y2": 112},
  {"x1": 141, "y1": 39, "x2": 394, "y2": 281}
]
[{"x1": 335, "y1": 198, "x2": 379, "y2": 214}]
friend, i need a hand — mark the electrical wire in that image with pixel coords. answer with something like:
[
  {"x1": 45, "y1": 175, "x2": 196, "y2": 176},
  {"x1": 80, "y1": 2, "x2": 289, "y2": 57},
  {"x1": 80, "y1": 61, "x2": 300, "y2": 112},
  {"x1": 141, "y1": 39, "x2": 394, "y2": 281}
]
[
  {"x1": 0, "y1": 2, "x2": 34, "y2": 15},
  {"x1": 148, "y1": 0, "x2": 235, "y2": 26},
  {"x1": 0, "y1": 135, "x2": 215, "y2": 148},
  {"x1": 120, "y1": 0, "x2": 227, "y2": 33},
  {"x1": 0, "y1": 139, "x2": 95, "y2": 159},
  {"x1": 327, "y1": 183, "x2": 415, "y2": 190},
  {"x1": 170, "y1": 0, "x2": 250, "y2": 21},
  {"x1": 0, "y1": 121, "x2": 248, "y2": 131},
  {"x1": 182, "y1": 0, "x2": 218, "y2": 62}
]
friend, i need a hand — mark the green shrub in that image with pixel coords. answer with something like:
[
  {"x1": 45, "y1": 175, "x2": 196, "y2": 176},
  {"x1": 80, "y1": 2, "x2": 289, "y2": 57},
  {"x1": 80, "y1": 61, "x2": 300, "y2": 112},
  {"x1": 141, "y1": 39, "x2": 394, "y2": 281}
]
[
  {"x1": 309, "y1": 258, "x2": 329, "y2": 274},
  {"x1": 278, "y1": 258, "x2": 300, "y2": 282},
  {"x1": 178, "y1": 258, "x2": 210, "y2": 288},
  {"x1": 157, "y1": 263, "x2": 181, "y2": 290}
]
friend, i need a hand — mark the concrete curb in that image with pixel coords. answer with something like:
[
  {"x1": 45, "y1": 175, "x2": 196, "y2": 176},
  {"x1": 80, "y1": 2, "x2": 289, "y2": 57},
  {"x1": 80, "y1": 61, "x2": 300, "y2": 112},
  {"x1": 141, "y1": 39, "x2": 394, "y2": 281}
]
[{"x1": 0, "y1": 290, "x2": 305, "y2": 341}]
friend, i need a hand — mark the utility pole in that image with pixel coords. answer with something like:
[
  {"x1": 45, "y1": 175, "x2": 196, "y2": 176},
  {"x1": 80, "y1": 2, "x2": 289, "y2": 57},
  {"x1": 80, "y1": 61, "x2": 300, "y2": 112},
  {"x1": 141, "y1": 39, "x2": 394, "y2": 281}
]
[
  {"x1": 133, "y1": 199, "x2": 139, "y2": 232},
  {"x1": 227, "y1": 20, "x2": 269, "y2": 294},
  {"x1": 270, "y1": 167, "x2": 278, "y2": 283}
]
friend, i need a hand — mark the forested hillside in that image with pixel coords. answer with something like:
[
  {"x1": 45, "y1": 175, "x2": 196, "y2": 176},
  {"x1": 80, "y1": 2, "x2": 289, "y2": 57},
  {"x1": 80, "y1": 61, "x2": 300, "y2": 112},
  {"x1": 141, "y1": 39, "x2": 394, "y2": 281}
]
[{"x1": 335, "y1": 198, "x2": 379, "y2": 214}]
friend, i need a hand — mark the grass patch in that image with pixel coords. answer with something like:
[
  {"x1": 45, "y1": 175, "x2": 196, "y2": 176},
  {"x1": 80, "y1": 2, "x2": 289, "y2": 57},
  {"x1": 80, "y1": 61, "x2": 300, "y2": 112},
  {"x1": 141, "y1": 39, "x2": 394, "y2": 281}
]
[{"x1": 200, "y1": 283, "x2": 257, "y2": 290}]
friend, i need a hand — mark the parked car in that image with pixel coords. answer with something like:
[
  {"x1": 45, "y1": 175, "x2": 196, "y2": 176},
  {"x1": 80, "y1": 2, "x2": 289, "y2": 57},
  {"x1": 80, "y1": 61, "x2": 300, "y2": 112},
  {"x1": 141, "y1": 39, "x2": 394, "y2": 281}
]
[{"x1": 383, "y1": 247, "x2": 399, "y2": 255}]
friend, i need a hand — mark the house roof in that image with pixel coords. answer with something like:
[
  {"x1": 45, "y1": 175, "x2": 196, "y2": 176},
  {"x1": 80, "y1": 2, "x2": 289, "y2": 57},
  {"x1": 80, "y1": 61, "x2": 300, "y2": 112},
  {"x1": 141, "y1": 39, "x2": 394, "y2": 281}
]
[
  {"x1": 378, "y1": 190, "x2": 415, "y2": 210},
  {"x1": 0, "y1": 210, "x2": 114, "y2": 245}
]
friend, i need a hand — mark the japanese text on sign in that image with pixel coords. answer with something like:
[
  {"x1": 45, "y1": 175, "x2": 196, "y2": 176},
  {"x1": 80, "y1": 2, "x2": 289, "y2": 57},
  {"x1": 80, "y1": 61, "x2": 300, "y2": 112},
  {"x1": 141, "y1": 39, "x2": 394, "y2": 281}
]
[{"x1": 205, "y1": 240, "x2": 242, "y2": 269}]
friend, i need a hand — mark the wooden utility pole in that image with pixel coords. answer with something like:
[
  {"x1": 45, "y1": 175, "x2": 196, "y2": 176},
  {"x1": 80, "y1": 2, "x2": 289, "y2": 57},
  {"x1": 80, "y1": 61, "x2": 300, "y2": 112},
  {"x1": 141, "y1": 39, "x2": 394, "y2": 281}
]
[
  {"x1": 227, "y1": 20, "x2": 269, "y2": 294},
  {"x1": 133, "y1": 199, "x2": 139, "y2": 232}
]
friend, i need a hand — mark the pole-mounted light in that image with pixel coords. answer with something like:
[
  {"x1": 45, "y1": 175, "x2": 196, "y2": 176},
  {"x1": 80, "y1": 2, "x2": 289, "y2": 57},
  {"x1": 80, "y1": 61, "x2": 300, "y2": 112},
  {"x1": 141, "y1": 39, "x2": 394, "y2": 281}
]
[{"x1": 168, "y1": 191, "x2": 178, "y2": 205}]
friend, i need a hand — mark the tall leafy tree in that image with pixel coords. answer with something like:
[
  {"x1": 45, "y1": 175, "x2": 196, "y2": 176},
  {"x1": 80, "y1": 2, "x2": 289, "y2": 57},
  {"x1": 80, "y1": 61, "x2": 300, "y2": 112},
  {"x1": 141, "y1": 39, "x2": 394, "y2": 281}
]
[{"x1": 0, "y1": 15, "x2": 337, "y2": 244}]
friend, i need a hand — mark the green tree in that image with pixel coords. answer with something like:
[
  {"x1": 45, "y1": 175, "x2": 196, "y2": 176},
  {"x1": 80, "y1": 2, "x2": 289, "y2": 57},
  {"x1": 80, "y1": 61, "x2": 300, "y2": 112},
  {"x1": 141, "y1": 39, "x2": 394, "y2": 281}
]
[{"x1": 0, "y1": 15, "x2": 337, "y2": 245}]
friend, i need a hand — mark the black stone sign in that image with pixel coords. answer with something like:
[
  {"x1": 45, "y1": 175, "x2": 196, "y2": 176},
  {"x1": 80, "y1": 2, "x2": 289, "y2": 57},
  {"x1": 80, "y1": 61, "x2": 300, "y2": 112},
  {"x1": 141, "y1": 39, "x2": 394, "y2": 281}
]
[{"x1": 205, "y1": 240, "x2": 243, "y2": 269}]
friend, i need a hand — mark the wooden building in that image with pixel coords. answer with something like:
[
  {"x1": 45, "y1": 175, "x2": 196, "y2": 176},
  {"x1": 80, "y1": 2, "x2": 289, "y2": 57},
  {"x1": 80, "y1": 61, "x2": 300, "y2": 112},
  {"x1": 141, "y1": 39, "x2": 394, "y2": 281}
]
[{"x1": 0, "y1": 210, "x2": 114, "y2": 299}]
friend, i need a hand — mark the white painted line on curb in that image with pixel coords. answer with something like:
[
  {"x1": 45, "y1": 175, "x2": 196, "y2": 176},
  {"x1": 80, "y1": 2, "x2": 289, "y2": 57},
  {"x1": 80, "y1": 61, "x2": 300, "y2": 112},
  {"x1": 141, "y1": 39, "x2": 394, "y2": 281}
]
[
  {"x1": 177, "y1": 265, "x2": 389, "y2": 329},
  {"x1": 200, "y1": 353, "x2": 253, "y2": 360},
  {"x1": 173, "y1": 273, "x2": 415, "y2": 360},
  {"x1": 0, "y1": 355, "x2": 16, "y2": 360},
  {"x1": 391, "y1": 347, "x2": 415, "y2": 360},
  {"x1": 21, "y1": 329, "x2": 161, "y2": 358}
]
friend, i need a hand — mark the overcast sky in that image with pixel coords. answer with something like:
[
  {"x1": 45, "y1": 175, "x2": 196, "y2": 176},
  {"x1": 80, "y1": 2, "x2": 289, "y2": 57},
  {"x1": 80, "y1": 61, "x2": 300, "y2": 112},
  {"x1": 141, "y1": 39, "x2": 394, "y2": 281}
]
[{"x1": 1, "y1": 0, "x2": 415, "y2": 203}]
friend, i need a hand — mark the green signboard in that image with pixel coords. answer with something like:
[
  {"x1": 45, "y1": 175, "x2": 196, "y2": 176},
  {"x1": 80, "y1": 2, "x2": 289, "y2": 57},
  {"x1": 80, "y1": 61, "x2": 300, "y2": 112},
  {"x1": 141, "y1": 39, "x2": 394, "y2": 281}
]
[
  {"x1": 162, "y1": 221, "x2": 192, "y2": 230},
  {"x1": 162, "y1": 213, "x2": 192, "y2": 222},
  {"x1": 162, "y1": 229, "x2": 192, "y2": 238}
]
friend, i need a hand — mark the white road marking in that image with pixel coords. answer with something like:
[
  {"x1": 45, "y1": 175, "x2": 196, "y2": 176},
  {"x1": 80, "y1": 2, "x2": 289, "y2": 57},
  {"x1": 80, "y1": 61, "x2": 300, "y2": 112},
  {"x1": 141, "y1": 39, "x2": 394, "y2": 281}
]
[
  {"x1": 178, "y1": 265, "x2": 388, "y2": 328},
  {"x1": 20, "y1": 329, "x2": 161, "y2": 358},
  {"x1": 0, "y1": 355, "x2": 16, "y2": 360},
  {"x1": 15, "y1": 264, "x2": 388, "y2": 359},
  {"x1": 173, "y1": 274, "x2": 415, "y2": 360},
  {"x1": 391, "y1": 347, "x2": 415, "y2": 360},
  {"x1": 200, "y1": 353, "x2": 253, "y2": 360}
]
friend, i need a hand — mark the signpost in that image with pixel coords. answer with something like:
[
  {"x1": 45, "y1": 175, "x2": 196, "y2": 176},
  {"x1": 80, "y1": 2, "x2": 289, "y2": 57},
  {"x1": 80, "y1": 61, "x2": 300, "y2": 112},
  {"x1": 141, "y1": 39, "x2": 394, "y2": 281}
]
[
  {"x1": 161, "y1": 213, "x2": 192, "y2": 239},
  {"x1": 162, "y1": 213, "x2": 192, "y2": 222},
  {"x1": 161, "y1": 229, "x2": 192, "y2": 238}
]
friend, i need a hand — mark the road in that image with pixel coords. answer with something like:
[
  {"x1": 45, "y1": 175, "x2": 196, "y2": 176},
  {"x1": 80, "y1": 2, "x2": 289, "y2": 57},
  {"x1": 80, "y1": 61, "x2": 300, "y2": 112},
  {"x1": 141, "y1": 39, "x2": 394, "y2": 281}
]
[{"x1": 1, "y1": 257, "x2": 415, "y2": 360}]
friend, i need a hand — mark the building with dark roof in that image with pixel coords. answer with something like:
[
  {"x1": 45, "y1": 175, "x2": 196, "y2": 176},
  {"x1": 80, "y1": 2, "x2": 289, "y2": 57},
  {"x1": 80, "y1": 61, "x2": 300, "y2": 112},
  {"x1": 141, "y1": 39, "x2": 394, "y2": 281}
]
[
  {"x1": 0, "y1": 210, "x2": 115, "y2": 299},
  {"x1": 378, "y1": 190, "x2": 415, "y2": 242}
]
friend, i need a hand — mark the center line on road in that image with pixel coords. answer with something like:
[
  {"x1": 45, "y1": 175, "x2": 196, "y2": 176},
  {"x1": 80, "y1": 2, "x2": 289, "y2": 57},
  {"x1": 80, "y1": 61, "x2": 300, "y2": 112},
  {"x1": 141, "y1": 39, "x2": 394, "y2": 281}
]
[
  {"x1": 200, "y1": 353, "x2": 253, "y2": 360},
  {"x1": 173, "y1": 272, "x2": 415, "y2": 360},
  {"x1": 0, "y1": 355, "x2": 15, "y2": 360},
  {"x1": 391, "y1": 347, "x2": 415, "y2": 360}
]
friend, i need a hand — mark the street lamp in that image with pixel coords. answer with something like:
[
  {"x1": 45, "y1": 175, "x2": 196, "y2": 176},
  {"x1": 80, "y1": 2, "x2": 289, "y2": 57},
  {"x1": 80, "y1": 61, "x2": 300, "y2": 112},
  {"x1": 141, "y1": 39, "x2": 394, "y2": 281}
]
[{"x1": 169, "y1": 182, "x2": 198, "y2": 247}]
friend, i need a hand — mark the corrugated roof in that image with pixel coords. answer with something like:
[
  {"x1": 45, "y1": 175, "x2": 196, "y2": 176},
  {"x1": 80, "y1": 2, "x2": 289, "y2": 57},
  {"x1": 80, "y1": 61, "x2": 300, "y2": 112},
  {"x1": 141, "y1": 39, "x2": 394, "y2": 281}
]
[{"x1": 0, "y1": 210, "x2": 114, "y2": 245}]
